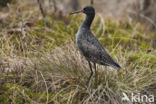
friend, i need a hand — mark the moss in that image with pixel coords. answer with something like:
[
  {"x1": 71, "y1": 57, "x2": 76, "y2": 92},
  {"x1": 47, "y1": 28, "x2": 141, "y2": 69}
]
[
  {"x1": 127, "y1": 52, "x2": 156, "y2": 67},
  {"x1": 0, "y1": 83, "x2": 55, "y2": 104}
]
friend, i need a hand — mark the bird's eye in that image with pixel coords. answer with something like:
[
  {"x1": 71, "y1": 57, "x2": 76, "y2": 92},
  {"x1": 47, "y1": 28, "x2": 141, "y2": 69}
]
[{"x1": 84, "y1": 8, "x2": 87, "y2": 11}]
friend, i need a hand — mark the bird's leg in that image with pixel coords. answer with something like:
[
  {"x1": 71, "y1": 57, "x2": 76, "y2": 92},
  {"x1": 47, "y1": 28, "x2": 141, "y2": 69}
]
[
  {"x1": 93, "y1": 63, "x2": 96, "y2": 73},
  {"x1": 94, "y1": 63, "x2": 98, "y2": 85},
  {"x1": 87, "y1": 61, "x2": 93, "y2": 84}
]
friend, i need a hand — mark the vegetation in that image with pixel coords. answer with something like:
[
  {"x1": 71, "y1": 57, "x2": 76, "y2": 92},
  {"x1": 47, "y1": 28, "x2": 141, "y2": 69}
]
[{"x1": 0, "y1": 1, "x2": 156, "y2": 104}]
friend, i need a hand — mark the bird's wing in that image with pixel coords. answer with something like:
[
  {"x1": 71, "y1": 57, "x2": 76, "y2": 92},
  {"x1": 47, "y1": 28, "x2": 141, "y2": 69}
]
[
  {"x1": 80, "y1": 33, "x2": 119, "y2": 68},
  {"x1": 80, "y1": 39, "x2": 101, "y2": 57},
  {"x1": 81, "y1": 32, "x2": 108, "y2": 57},
  {"x1": 80, "y1": 38, "x2": 109, "y2": 62}
]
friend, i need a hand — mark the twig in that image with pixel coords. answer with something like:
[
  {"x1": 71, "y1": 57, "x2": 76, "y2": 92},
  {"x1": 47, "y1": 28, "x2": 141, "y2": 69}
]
[
  {"x1": 52, "y1": 0, "x2": 57, "y2": 12},
  {"x1": 140, "y1": 0, "x2": 150, "y2": 11},
  {"x1": 128, "y1": 10, "x2": 156, "y2": 28},
  {"x1": 90, "y1": 0, "x2": 94, "y2": 5},
  {"x1": 37, "y1": 0, "x2": 50, "y2": 26},
  {"x1": 72, "y1": 0, "x2": 79, "y2": 10}
]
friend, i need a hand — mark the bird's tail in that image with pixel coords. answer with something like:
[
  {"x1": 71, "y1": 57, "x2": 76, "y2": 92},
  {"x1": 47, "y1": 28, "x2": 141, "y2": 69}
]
[{"x1": 111, "y1": 62, "x2": 121, "y2": 70}]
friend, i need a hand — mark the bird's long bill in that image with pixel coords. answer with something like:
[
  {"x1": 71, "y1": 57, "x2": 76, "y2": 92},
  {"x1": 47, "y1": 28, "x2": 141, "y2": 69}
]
[{"x1": 70, "y1": 10, "x2": 84, "y2": 15}]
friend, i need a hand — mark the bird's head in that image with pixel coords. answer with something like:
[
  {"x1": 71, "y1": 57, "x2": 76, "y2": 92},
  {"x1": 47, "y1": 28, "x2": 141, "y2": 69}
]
[{"x1": 71, "y1": 5, "x2": 95, "y2": 16}]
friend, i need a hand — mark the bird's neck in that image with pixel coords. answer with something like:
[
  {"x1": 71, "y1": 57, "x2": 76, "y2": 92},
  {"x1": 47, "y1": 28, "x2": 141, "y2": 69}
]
[{"x1": 81, "y1": 14, "x2": 95, "y2": 29}]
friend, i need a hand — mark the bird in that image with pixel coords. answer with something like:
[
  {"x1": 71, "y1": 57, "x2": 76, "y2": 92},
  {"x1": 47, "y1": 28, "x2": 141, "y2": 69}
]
[{"x1": 71, "y1": 5, "x2": 121, "y2": 82}]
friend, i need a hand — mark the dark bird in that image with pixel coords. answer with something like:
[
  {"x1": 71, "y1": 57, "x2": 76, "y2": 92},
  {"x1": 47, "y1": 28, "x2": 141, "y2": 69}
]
[{"x1": 71, "y1": 6, "x2": 121, "y2": 82}]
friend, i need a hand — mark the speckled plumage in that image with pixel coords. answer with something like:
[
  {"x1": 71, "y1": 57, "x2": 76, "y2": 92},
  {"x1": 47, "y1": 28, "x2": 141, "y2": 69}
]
[{"x1": 75, "y1": 6, "x2": 121, "y2": 70}]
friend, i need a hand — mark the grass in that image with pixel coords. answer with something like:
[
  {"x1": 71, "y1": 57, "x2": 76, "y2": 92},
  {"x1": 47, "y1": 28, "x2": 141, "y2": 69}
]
[{"x1": 0, "y1": 1, "x2": 156, "y2": 104}]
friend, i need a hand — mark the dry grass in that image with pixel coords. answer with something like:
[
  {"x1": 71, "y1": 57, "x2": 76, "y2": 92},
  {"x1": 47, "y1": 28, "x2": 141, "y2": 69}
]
[{"x1": 0, "y1": 40, "x2": 155, "y2": 104}]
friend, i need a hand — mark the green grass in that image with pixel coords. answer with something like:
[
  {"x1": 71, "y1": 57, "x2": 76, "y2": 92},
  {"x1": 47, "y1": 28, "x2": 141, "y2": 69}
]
[{"x1": 0, "y1": 1, "x2": 156, "y2": 104}]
